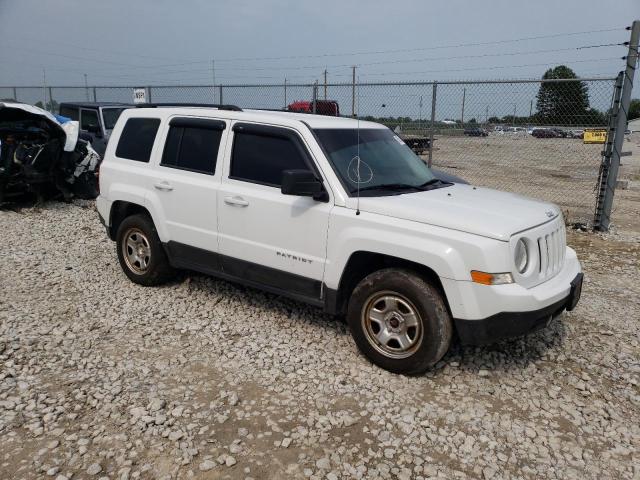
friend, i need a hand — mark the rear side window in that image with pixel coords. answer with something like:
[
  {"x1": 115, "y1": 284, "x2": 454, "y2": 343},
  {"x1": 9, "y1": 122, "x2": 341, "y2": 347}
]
[
  {"x1": 59, "y1": 106, "x2": 79, "y2": 121},
  {"x1": 115, "y1": 117, "x2": 161, "y2": 162},
  {"x1": 230, "y1": 130, "x2": 308, "y2": 186},
  {"x1": 161, "y1": 124, "x2": 223, "y2": 175},
  {"x1": 81, "y1": 109, "x2": 99, "y2": 130}
]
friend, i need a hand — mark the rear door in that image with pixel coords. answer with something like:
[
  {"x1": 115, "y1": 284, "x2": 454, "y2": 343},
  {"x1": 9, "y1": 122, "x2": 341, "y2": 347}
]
[
  {"x1": 217, "y1": 122, "x2": 332, "y2": 301},
  {"x1": 149, "y1": 116, "x2": 228, "y2": 264}
]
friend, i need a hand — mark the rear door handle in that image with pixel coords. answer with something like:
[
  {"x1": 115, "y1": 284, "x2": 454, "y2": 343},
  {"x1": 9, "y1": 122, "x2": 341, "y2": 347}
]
[
  {"x1": 224, "y1": 196, "x2": 249, "y2": 207},
  {"x1": 154, "y1": 181, "x2": 174, "y2": 191}
]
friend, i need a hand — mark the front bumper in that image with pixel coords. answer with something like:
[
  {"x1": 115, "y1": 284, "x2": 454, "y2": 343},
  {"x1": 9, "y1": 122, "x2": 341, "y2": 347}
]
[{"x1": 454, "y1": 272, "x2": 583, "y2": 345}]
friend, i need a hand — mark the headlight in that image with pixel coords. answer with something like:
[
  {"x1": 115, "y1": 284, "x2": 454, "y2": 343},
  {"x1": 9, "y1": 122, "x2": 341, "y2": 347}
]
[{"x1": 514, "y1": 238, "x2": 528, "y2": 274}]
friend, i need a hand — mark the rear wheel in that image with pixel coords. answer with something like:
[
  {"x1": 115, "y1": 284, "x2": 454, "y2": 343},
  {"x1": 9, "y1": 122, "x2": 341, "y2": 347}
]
[
  {"x1": 347, "y1": 269, "x2": 452, "y2": 374},
  {"x1": 116, "y1": 214, "x2": 175, "y2": 286}
]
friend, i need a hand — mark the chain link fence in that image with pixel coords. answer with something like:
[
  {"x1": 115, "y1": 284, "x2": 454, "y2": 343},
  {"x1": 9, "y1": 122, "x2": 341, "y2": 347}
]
[{"x1": 1, "y1": 78, "x2": 618, "y2": 225}]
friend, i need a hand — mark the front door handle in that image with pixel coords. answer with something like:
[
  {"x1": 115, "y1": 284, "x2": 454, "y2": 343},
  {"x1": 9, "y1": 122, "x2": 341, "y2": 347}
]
[
  {"x1": 154, "y1": 181, "x2": 174, "y2": 191},
  {"x1": 224, "y1": 196, "x2": 249, "y2": 207}
]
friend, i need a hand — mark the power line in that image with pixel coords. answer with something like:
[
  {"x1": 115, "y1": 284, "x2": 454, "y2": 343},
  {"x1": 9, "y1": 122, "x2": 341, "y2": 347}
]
[
  {"x1": 1, "y1": 27, "x2": 625, "y2": 74},
  {"x1": 54, "y1": 45, "x2": 622, "y2": 81},
  {"x1": 80, "y1": 57, "x2": 617, "y2": 85},
  {"x1": 191, "y1": 27, "x2": 627, "y2": 63}
]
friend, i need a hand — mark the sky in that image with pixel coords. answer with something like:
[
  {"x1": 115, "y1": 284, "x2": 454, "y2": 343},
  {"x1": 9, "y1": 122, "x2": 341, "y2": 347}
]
[{"x1": 0, "y1": 0, "x2": 637, "y2": 119}]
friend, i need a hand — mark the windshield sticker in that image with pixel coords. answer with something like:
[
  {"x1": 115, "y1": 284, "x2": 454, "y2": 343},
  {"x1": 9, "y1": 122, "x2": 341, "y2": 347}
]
[{"x1": 347, "y1": 156, "x2": 373, "y2": 184}]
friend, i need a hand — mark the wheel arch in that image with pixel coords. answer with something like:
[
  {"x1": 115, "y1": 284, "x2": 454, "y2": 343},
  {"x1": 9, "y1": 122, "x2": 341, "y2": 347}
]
[
  {"x1": 108, "y1": 201, "x2": 153, "y2": 240},
  {"x1": 327, "y1": 251, "x2": 450, "y2": 316}
]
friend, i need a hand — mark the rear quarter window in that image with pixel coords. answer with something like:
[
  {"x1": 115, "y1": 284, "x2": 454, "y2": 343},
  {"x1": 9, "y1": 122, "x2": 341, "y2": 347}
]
[
  {"x1": 115, "y1": 117, "x2": 161, "y2": 162},
  {"x1": 59, "y1": 106, "x2": 79, "y2": 121}
]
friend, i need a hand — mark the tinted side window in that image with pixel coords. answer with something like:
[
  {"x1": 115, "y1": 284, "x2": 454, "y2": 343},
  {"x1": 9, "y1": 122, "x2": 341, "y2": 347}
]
[
  {"x1": 161, "y1": 126, "x2": 222, "y2": 175},
  {"x1": 115, "y1": 118, "x2": 161, "y2": 162},
  {"x1": 60, "y1": 107, "x2": 79, "y2": 121},
  {"x1": 81, "y1": 109, "x2": 99, "y2": 130},
  {"x1": 231, "y1": 132, "x2": 308, "y2": 186}
]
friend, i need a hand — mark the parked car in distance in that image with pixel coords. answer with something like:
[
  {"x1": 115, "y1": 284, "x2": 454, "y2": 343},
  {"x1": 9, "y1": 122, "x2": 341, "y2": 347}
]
[
  {"x1": 59, "y1": 102, "x2": 133, "y2": 156},
  {"x1": 551, "y1": 128, "x2": 568, "y2": 138},
  {"x1": 463, "y1": 127, "x2": 488, "y2": 137},
  {"x1": 532, "y1": 128, "x2": 557, "y2": 138},
  {"x1": 97, "y1": 104, "x2": 583, "y2": 374},
  {"x1": 287, "y1": 100, "x2": 339, "y2": 116},
  {"x1": 568, "y1": 129, "x2": 584, "y2": 139}
]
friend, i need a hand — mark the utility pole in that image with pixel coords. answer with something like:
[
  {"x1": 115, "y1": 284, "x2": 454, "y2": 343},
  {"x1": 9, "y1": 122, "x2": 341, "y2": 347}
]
[
  {"x1": 312, "y1": 80, "x2": 318, "y2": 114},
  {"x1": 211, "y1": 59, "x2": 216, "y2": 103},
  {"x1": 351, "y1": 66, "x2": 356, "y2": 118},
  {"x1": 323, "y1": 69, "x2": 327, "y2": 100},
  {"x1": 460, "y1": 87, "x2": 466, "y2": 126},
  {"x1": 84, "y1": 73, "x2": 89, "y2": 101},
  {"x1": 595, "y1": 19, "x2": 639, "y2": 230},
  {"x1": 42, "y1": 68, "x2": 47, "y2": 111}
]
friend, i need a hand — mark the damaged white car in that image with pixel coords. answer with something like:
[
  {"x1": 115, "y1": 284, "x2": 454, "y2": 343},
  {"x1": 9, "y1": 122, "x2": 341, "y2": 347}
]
[{"x1": 0, "y1": 102, "x2": 101, "y2": 204}]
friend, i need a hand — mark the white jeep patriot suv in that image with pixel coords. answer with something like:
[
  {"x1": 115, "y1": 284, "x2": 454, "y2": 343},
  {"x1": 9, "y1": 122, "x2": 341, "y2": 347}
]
[{"x1": 96, "y1": 103, "x2": 583, "y2": 374}]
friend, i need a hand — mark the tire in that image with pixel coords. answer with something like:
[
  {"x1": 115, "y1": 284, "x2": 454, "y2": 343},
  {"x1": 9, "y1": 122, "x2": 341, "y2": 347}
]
[
  {"x1": 115, "y1": 214, "x2": 176, "y2": 286},
  {"x1": 346, "y1": 268, "x2": 452, "y2": 374}
]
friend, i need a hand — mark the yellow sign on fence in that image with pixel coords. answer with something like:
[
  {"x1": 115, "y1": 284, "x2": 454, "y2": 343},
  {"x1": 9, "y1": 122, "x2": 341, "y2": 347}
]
[{"x1": 584, "y1": 128, "x2": 607, "y2": 144}]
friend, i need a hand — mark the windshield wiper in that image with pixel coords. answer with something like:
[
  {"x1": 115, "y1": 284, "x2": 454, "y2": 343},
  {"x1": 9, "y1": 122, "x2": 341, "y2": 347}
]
[
  {"x1": 354, "y1": 183, "x2": 424, "y2": 193},
  {"x1": 418, "y1": 178, "x2": 444, "y2": 188}
]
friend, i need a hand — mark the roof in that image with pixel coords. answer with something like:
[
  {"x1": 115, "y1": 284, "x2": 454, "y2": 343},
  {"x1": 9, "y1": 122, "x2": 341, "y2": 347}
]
[
  {"x1": 59, "y1": 102, "x2": 133, "y2": 108},
  {"x1": 124, "y1": 105, "x2": 385, "y2": 130}
]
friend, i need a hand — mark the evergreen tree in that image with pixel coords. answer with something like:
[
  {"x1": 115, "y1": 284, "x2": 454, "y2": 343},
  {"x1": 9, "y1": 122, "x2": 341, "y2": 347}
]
[{"x1": 536, "y1": 66, "x2": 591, "y2": 126}]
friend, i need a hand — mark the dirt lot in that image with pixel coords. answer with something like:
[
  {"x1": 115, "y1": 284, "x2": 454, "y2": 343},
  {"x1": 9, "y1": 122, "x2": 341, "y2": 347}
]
[
  {"x1": 0, "y1": 136, "x2": 639, "y2": 480},
  {"x1": 429, "y1": 133, "x2": 640, "y2": 228}
]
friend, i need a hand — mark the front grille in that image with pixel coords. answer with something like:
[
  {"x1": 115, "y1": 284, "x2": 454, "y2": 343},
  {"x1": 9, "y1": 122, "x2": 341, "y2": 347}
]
[{"x1": 536, "y1": 221, "x2": 566, "y2": 281}]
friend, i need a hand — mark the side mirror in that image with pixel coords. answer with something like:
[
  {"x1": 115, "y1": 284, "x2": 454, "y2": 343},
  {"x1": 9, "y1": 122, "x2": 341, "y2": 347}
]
[{"x1": 281, "y1": 169, "x2": 326, "y2": 201}]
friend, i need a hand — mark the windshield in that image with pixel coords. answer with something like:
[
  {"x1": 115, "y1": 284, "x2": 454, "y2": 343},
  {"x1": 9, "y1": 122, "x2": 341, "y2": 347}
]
[
  {"x1": 314, "y1": 128, "x2": 438, "y2": 196},
  {"x1": 101, "y1": 108, "x2": 127, "y2": 130}
]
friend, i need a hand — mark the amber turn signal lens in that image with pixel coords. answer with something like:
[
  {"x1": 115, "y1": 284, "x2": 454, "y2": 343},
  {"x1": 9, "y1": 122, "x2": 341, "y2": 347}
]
[
  {"x1": 470, "y1": 271, "x2": 494, "y2": 285},
  {"x1": 470, "y1": 271, "x2": 514, "y2": 285}
]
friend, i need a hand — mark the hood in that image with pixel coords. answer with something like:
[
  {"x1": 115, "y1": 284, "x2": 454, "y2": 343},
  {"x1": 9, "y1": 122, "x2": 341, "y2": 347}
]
[{"x1": 356, "y1": 183, "x2": 559, "y2": 241}]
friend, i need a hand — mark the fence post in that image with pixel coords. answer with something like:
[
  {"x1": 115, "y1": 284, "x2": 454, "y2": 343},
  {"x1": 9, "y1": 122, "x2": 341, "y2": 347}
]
[
  {"x1": 219, "y1": 85, "x2": 223, "y2": 104},
  {"x1": 428, "y1": 82, "x2": 437, "y2": 168},
  {"x1": 284, "y1": 78, "x2": 287, "y2": 109},
  {"x1": 92, "y1": 87, "x2": 97, "y2": 102},
  {"x1": 594, "y1": 20, "x2": 639, "y2": 231},
  {"x1": 147, "y1": 86, "x2": 153, "y2": 103},
  {"x1": 12, "y1": 87, "x2": 17, "y2": 101},
  {"x1": 48, "y1": 86, "x2": 53, "y2": 112},
  {"x1": 312, "y1": 81, "x2": 318, "y2": 114}
]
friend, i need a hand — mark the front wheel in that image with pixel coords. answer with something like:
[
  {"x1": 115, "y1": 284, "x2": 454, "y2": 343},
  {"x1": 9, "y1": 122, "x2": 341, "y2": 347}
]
[{"x1": 347, "y1": 269, "x2": 452, "y2": 374}]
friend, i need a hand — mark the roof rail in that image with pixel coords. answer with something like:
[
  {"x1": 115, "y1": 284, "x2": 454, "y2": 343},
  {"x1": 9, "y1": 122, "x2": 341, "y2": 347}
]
[{"x1": 135, "y1": 103, "x2": 243, "y2": 111}]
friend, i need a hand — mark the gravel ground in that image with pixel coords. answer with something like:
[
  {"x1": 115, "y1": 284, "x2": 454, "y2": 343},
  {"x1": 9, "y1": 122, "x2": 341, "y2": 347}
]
[{"x1": 0, "y1": 199, "x2": 639, "y2": 480}]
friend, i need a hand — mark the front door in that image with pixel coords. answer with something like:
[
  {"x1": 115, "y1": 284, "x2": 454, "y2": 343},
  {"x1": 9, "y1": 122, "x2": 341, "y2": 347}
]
[{"x1": 217, "y1": 122, "x2": 331, "y2": 300}]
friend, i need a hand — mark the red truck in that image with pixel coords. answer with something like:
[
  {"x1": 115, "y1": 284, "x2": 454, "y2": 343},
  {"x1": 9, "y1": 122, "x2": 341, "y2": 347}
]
[{"x1": 287, "y1": 100, "x2": 340, "y2": 116}]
